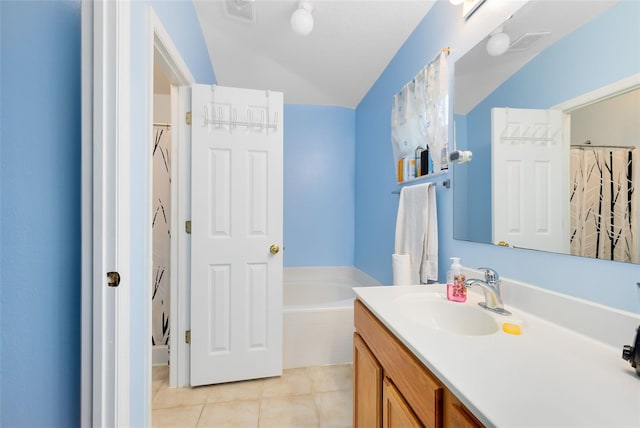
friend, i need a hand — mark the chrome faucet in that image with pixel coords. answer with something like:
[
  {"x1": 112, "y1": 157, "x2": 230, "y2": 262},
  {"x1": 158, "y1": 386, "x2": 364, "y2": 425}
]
[{"x1": 464, "y1": 268, "x2": 511, "y2": 316}]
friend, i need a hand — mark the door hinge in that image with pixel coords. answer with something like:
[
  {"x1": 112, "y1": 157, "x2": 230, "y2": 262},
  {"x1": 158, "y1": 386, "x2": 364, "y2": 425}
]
[
  {"x1": 185, "y1": 220, "x2": 192, "y2": 234},
  {"x1": 185, "y1": 330, "x2": 191, "y2": 344},
  {"x1": 186, "y1": 111, "x2": 192, "y2": 126}
]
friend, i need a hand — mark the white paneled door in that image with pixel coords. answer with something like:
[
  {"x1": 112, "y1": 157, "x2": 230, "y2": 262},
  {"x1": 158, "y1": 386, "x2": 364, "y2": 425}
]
[
  {"x1": 190, "y1": 84, "x2": 283, "y2": 386},
  {"x1": 492, "y1": 107, "x2": 570, "y2": 254}
]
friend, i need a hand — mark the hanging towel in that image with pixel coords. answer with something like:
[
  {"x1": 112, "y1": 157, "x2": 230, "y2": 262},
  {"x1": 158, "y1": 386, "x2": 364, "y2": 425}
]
[{"x1": 394, "y1": 183, "x2": 438, "y2": 284}]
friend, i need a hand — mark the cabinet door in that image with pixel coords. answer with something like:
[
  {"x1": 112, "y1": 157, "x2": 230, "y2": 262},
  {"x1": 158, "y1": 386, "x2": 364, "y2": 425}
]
[
  {"x1": 383, "y1": 377, "x2": 422, "y2": 428},
  {"x1": 444, "y1": 390, "x2": 483, "y2": 428},
  {"x1": 354, "y1": 333, "x2": 383, "y2": 428},
  {"x1": 355, "y1": 300, "x2": 443, "y2": 428}
]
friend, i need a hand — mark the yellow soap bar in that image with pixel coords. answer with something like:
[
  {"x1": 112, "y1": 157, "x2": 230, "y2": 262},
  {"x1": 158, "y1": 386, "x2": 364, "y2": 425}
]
[{"x1": 502, "y1": 323, "x2": 521, "y2": 335}]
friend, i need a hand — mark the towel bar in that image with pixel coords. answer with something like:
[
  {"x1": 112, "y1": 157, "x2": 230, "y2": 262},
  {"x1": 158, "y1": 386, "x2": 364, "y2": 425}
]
[{"x1": 392, "y1": 179, "x2": 450, "y2": 194}]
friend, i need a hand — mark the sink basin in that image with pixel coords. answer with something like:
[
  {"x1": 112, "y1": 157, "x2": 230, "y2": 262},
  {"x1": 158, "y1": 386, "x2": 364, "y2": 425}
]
[{"x1": 393, "y1": 294, "x2": 500, "y2": 336}]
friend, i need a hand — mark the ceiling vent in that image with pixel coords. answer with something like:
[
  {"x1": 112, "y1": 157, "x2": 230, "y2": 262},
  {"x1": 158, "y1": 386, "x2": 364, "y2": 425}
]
[
  {"x1": 509, "y1": 32, "x2": 551, "y2": 52},
  {"x1": 224, "y1": 0, "x2": 256, "y2": 24}
]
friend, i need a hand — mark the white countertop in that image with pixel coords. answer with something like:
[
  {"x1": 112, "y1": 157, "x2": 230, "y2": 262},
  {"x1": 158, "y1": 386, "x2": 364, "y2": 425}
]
[{"x1": 353, "y1": 284, "x2": 640, "y2": 428}]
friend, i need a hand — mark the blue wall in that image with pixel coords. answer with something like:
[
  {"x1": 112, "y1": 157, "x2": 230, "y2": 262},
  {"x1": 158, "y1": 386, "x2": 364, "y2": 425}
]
[
  {"x1": 0, "y1": 0, "x2": 4, "y2": 420},
  {"x1": 458, "y1": 1, "x2": 640, "y2": 243},
  {"x1": 355, "y1": 1, "x2": 461, "y2": 285},
  {"x1": 0, "y1": 1, "x2": 217, "y2": 426},
  {"x1": 1, "y1": 0, "x2": 637, "y2": 426},
  {"x1": 0, "y1": 1, "x2": 353, "y2": 425},
  {"x1": 283, "y1": 105, "x2": 356, "y2": 267},
  {"x1": 355, "y1": 0, "x2": 640, "y2": 314},
  {"x1": 1, "y1": 1, "x2": 81, "y2": 426}
]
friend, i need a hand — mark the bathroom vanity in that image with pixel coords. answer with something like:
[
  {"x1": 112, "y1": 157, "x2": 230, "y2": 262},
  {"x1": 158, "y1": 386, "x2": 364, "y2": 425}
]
[
  {"x1": 352, "y1": 282, "x2": 640, "y2": 427},
  {"x1": 354, "y1": 298, "x2": 481, "y2": 428}
]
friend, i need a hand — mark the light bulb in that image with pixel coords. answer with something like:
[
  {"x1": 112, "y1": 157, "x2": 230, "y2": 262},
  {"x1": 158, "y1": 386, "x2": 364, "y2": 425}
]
[
  {"x1": 291, "y1": 3, "x2": 314, "y2": 36},
  {"x1": 486, "y1": 32, "x2": 510, "y2": 56}
]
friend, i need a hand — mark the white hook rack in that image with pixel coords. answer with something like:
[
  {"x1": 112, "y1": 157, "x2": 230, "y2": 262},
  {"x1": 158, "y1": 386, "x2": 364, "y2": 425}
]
[
  {"x1": 205, "y1": 84, "x2": 278, "y2": 132},
  {"x1": 500, "y1": 123, "x2": 560, "y2": 144},
  {"x1": 202, "y1": 104, "x2": 278, "y2": 132}
]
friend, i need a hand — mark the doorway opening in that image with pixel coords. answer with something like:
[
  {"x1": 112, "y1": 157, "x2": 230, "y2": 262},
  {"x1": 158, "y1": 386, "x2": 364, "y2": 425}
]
[
  {"x1": 147, "y1": 8, "x2": 196, "y2": 399},
  {"x1": 151, "y1": 66, "x2": 172, "y2": 367}
]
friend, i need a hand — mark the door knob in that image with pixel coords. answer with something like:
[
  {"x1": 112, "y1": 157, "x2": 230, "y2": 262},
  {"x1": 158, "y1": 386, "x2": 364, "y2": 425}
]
[
  {"x1": 270, "y1": 244, "x2": 280, "y2": 255},
  {"x1": 107, "y1": 271, "x2": 121, "y2": 287}
]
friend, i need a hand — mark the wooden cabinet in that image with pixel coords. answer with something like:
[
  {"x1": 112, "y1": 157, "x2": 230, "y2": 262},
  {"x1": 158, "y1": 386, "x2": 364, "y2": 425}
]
[
  {"x1": 383, "y1": 377, "x2": 421, "y2": 428},
  {"x1": 444, "y1": 390, "x2": 483, "y2": 428},
  {"x1": 353, "y1": 332, "x2": 382, "y2": 428},
  {"x1": 354, "y1": 299, "x2": 483, "y2": 428}
]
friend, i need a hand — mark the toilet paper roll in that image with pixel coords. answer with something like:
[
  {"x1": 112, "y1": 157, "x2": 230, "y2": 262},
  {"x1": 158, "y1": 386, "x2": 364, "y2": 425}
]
[{"x1": 392, "y1": 254, "x2": 411, "y2": 285}]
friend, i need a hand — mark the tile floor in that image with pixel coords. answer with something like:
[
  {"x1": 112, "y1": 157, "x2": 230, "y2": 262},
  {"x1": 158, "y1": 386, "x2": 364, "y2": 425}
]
[{"x1": 152, "y1": 364, "x2": 353, "y2": 428}]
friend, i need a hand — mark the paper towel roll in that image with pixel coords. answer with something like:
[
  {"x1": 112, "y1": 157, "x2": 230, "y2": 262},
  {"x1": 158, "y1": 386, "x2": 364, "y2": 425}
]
[{"x1": 392, "y1": 254, "x2": 411, "y2": 285}]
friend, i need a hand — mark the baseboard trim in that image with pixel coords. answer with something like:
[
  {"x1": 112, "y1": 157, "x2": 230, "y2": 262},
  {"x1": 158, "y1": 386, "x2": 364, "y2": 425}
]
[{"x1": 152, "y1": 345, "x2": 169, "y2": 366}]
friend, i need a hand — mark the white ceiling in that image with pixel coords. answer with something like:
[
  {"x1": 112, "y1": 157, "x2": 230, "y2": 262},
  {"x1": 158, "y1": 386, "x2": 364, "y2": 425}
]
[
  {"x1": 454, "y1": 0, "x2": 618, "y2": 115},
  {"x1": 193, "y1": 0, "x2": 436, "y2": 108}
]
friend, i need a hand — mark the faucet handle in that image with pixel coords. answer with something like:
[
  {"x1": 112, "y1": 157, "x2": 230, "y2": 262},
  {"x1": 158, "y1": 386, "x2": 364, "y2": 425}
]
[{"x1": 478, "y1": 267, "x2": 500, "y2": 283}]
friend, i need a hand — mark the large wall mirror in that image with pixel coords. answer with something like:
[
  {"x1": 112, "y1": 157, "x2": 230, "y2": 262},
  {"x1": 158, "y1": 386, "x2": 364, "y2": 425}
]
[{"x1": 453, "y1": 0, "x2": 640, "y2": 264}]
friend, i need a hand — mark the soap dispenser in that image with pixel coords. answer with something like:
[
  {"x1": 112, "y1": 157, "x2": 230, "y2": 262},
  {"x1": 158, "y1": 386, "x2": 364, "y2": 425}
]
[{"x1": 446, "y1": 257, "x2": 467, "y2": 302}]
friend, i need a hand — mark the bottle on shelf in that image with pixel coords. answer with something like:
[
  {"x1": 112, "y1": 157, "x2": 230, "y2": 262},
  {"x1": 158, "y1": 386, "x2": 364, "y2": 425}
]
[{"x1": 415, "y1": 146, "x2": 424, "y2": 177}]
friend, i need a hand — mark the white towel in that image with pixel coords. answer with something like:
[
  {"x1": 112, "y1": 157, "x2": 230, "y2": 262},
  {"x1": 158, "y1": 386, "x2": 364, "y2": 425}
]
[{"x1": 394, "y1": 182, "x2": 438, "y2": 284}]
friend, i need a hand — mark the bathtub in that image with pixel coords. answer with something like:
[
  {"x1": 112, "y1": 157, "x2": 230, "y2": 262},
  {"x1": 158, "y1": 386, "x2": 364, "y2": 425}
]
[{"x1": 283, "y1": 267, "x2": 380, "y2": 369}]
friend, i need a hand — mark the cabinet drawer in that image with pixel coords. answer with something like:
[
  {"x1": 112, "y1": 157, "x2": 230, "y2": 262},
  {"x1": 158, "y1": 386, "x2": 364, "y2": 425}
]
[{"x1": 355, "y1": 299, "x2": 443, "y2": 428}]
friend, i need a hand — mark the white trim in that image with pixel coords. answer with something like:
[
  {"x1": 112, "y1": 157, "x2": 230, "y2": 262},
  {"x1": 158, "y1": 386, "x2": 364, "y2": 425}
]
[
  {"x1": 173, "y1": 85, "x2": 194, "y2": 387},
  {"x1": 146, "y1": 6, "x2": 195, "y2": 392},
  {"x1": 150, "y1": 9, "x2": 195, "y2": 86},
  {"x1": 81, "y1": 0, "x2": 131, "y2": 425},
  {"x1": 115, "y1": 1, "x2": 131, "y2": 424},
  {"x1": 144, "y1": 10, "x2": 155, "y2": 423},
  {"x1": 552, "y1": 74, "x2": 640, "y2": 112}
]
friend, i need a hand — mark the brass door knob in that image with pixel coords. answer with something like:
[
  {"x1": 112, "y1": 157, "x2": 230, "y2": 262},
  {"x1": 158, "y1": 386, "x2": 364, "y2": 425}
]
[
  {"x1": 107, "y1": 271, "x2": 121, "y2": 287},
  {"x1": 270, "y1": 244, "x2": 280, "y2": 255}
]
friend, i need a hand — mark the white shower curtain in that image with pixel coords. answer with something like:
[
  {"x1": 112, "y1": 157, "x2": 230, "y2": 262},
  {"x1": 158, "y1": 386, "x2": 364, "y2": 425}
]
[
  {"x1": 152, "y1": 125, "x2": 171, "y2": 347},
  {"x1": 391, "y1": 50, "x2": 449, "y2": 175},
  {"x1": 570, "y1": 146, "x2": 637, "y2": 263}
]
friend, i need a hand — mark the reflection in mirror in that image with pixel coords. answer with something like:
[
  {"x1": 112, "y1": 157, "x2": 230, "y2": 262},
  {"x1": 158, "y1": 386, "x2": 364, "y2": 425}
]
[{"x1": 453, "y1": 0, "x2": 640, "y2": 264}]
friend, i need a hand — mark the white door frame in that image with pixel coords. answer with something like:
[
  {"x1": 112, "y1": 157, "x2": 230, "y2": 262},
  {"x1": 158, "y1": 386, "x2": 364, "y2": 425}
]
[
  {"x1": 82, "y1": 3, "x2": 195, "y2": 426},
  {"x1": 81, "y1": 0, "x2": 131, "y2": 426},
  {"x1": 552, "y1": 74, "x2": 640, "y2": 263},
  {"x1": 146, "y1": 6, "x2": 195, "y2": 389},
  {"x1": 552, "y1": 74, "x2": 640, "y2": 112}
]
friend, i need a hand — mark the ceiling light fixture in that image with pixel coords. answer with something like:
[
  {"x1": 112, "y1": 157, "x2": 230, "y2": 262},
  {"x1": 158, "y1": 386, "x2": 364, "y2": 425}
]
[
  {"x1": 449, "y1": 0, "x2": 464, "y2": 5},
  {"x1": 486, "y1": 27, "x2": 511, "y2": 56},
  {"x1": 291, "y1": 2, "x2": 314, "y2": 36}
]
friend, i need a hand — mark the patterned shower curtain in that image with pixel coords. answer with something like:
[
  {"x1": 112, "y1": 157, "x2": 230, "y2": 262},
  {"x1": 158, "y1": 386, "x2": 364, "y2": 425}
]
[
  {"x1": 391, "y1": 50, "x2": 449, "y2": 174},
  {"x1": 152, "y1": 126, "x2": 171, "y2": 347},
  {"x1": 570, "y1": 147, "x2": 637, "y2": 263}
]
